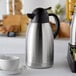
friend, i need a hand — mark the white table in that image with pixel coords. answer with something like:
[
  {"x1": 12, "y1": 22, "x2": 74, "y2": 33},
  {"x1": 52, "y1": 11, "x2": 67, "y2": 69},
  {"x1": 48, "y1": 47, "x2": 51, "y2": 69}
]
[
  {"x1": 0, "y1": 35, "x2": 25, "y2": 54},
  {"x1": 0, "y1": 37, "x2": 76, "y2": 76}
]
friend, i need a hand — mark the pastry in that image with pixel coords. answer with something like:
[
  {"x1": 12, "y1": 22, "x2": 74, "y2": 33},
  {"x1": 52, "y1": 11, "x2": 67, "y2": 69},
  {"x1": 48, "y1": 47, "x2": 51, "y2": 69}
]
[
  {"x1": 50, "y1": 22, "x2": 70, "y2": 38},
  {"x1": 0, "y1": 26, "x2": 6, "y2": 33}
]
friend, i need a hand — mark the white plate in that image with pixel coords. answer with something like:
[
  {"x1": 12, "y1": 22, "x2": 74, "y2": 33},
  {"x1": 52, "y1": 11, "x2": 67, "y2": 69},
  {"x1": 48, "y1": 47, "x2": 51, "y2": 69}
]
[{"x1": 0, "y1": 65, "x2": 25, "y2": 75}]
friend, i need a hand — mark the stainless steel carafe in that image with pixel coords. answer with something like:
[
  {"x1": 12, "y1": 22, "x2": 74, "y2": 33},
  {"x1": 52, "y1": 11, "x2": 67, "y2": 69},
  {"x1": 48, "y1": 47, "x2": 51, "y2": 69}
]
[
  {"x1": 26, "y1": 7, "x2": 60, "y2": 68},
  {"x1": 70, "y1": 6, "x2": 76, "y2": 45}
]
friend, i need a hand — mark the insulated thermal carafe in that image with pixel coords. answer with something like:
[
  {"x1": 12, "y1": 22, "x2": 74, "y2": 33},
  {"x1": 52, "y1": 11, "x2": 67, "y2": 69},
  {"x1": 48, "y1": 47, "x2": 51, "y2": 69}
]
[
  {"x1": 26, "y1": 7, "x2": 60, "y2": 68},
  {"x1": 67, "y1": 6, "x2": 76, "y2": 73}
]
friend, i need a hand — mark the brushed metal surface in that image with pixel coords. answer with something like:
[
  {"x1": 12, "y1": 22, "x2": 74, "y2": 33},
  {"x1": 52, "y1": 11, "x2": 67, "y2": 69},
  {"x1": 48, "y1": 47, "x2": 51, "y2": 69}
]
[
  {"x1": 26, "y1": 23, "x2": 54, "y2": 68},
  {"x1": 70, "y1": 8, "x2": 76, "y2": 45}
]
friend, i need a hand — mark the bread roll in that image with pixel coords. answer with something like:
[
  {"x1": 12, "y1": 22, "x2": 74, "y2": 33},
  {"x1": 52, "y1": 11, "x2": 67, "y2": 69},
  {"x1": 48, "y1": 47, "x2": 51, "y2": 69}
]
[{"x1": 50, "y1": 22, "x2": 70, "y2": 38}]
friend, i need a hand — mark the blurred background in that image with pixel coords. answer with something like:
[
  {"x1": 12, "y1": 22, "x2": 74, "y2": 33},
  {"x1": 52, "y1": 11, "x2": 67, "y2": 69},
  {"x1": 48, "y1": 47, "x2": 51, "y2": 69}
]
[
  {"x1": 0, "y1": 0, "x2": 71, "y2": 38},
  {"x1": 0, "y1": 0, "x2": 75, "y2": 54}
]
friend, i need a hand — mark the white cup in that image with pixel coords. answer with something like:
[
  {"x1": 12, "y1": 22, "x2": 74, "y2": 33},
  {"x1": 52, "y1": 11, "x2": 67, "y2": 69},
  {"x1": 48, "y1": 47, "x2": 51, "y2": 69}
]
[{"x1": 0, "y1": 55, "x2": 19, "y2": 71}]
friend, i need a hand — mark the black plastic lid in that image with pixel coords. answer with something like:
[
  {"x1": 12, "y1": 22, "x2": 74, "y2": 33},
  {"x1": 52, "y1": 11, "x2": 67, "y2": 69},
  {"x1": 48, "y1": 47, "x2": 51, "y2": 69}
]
[{"x1": 32, "y1": 8, "x2": 49, "y2": 23}]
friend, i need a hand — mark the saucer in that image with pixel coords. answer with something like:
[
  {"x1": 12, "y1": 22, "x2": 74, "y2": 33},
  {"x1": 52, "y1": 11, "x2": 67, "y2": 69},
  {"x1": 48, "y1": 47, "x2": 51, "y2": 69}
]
[{"x1": 0, "y1": 65, "x2": 25, "y2": 75}]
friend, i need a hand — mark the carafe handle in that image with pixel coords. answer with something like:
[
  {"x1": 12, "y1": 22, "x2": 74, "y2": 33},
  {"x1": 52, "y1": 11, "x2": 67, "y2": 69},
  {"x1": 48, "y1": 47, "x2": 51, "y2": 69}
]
[{"x1": 49, "y1": 14, "x2": 60, "y2": 38}]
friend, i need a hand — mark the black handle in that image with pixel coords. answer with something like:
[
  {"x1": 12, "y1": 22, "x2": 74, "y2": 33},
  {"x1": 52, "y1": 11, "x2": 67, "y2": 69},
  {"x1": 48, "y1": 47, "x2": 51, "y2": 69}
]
[{"x1": 49, "y1": 14, "x2": 60, "y2": 38}]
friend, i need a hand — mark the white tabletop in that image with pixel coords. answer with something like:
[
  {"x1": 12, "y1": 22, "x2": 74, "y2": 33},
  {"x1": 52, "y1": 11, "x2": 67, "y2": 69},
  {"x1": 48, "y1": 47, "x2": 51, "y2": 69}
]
[{"x1": 0, "y1": 39, "x2": 76, "y2": 76}]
